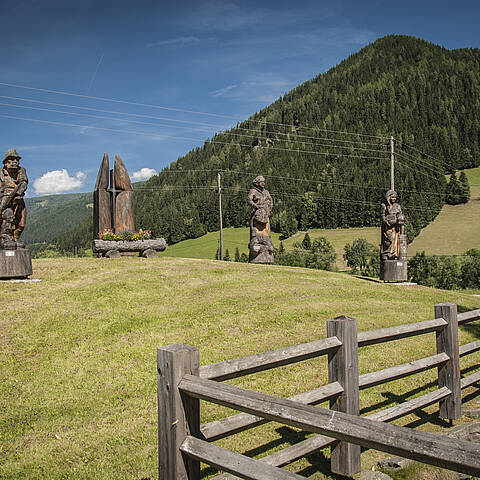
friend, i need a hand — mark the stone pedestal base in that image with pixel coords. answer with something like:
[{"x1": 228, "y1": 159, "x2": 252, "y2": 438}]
[
  {"x1": 380, "y1": 259, "x2": 408, "y2": 282},
  {"x1": 0, "y1": 248, "x2": 32, "y2": 279}
]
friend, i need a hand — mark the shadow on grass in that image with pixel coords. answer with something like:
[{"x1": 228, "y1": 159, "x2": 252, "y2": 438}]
[{"x1": 353, "y1": 275, "x2": 382, "y2": 283}]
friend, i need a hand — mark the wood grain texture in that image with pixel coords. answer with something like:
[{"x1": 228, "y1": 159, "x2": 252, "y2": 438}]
[
  {"x1": 0, "y1": 248, "x2": 32, "y2": 278},
  {"x1": 158, "y1": 344, "x2": 200, "y2": 480},
  {"x1": 459, "y1": 340, "x2": 480, "y2": 357},
  {"x1": 179, "y1": 374, "x2": 480, "y2": 477},
  {"x1": 435, "y1": 303, "x2": 462, "y2": 420},
  {"x1": 357, "y1": 318, "x2": 446, "y2": 347},
  {"x1": 460, "y1": 370, "x2": 480, "y2": 389},
  {"x1": 181, "y1": 436, "x2": 306, "y2": 480},
  {"x1": 92, "y1": 238, "x2": 166, "y2": 253},
  {"x1": 201, "y1": 382, "x2": 343, "y2": 441},
  {"x1": 327, "y1": 316, "x2": 361, "y2": 476},
  {"x1": 199, "y1": 336, "x2": 342, "y2": 381},
  {"x1": 359, "y1": 353, "x2": 449, "y2": 390},
  {"x1": 457, "y1": 308, "x2": 480, "y2": 324},
  {"x1": 114, "y1": 155, "x2": 133, "y2": 191},
  {"x1": 115, "y1": 190, "x2": 135, "y2": 233}
]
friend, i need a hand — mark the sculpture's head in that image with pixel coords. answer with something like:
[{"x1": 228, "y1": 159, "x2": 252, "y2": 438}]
[
  {"x1": 386, "y1": 189, "x2": 398, "y2": 204},
  {"x1": 3, "y1": 149, "x2": 21, "y2": 170},
  {"x1": 253, "y1": 175, "x2": 265, "y2": 189}
]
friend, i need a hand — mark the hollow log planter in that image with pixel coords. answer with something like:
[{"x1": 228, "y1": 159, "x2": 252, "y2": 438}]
[{"x1": 92, "y1": 238, "x2": 166, "y2": 258}]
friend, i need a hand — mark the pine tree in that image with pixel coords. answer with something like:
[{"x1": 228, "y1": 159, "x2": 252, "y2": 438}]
[
  {"x1": 234, "y1": 247, "x2": 240, "y2": 262},
  {"x1": 224, "y1": 249, "x2": 231, "y2": 261},
  {"x1": 446, "y1": 173, "x2": 463, "y2": 205},
  {"x1": 301, "y1": 232, "x2": 312, "y2": 250},
  {"x1": 458, "y1": 171, "x2": 471, "y2": 204}
]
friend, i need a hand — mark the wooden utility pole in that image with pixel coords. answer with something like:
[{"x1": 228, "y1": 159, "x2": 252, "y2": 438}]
[
  {"x1": 390, "y1": 136, "x2": 395, "y2": 191},
  {"x1": 217, "y1": 172, "x2": 223, "y2": 260}
]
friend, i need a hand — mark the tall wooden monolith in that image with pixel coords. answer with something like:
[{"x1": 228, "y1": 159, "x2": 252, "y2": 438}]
[{"x1": 93, "y1": 153, "x2": 135, "y2": 239}]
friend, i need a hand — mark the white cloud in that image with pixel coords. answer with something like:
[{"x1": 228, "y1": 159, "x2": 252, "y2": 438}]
[
  {"x1": 33, "y1": 169, "x2": 86, "y2": 195},
  {"x1": 131, "y1": 168, "x2": 157, "y2": 181}
]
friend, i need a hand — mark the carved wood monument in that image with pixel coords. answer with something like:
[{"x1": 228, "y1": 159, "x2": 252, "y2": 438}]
[
  {"x1": 93, "y1": 153, "x2": 135, "y2": 239},
  {"x1": 0, "y1": 149, "x2": 32, "y2": 278},
  {"x1": 247, "y1": 175, "x2": 274, "y2": 264},
  {"x1": 93, "y1": 153, "x2": 165, "y2": 258},
  {"x1": 380, "y1": 189, "x2": 408, "y2": 282}
]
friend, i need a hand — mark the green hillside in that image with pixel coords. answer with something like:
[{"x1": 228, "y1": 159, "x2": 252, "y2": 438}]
[
  {"x1": 134, "y1": 35, "x2": 480, "y2": 246},
  {"x1": 22, "y1": 192, "x2": 92, "y2": 246},
  {"x1": 1, "y1": 257, "x2": 479, "y2": 480},
  {"x1": 410, "y1": 185, "x2": 480, "y2": 256}
]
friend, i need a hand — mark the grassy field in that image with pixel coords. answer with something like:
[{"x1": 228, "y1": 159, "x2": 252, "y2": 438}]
[
  {"x1": 159, "y1": 226, "x2": 378, "y2": 270},
  {"x1": 409, "y1": 185, "x2": 480, "y2": 256},
  {"x1": 1, "y1": 257, "x2": 479, "y2": 480}
]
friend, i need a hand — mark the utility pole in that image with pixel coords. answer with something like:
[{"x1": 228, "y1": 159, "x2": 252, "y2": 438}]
[
  {"x1": 390, "y1": 136, "x2": 395, "y2": 191},
  {"x1": 217, "y1": 171, "x2": 223, "y2": 260}
]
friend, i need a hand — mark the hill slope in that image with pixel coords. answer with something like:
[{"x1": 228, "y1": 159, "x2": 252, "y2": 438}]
[
  {"x1": 134, "y1": 35, "x2": 480, "y2": 246},
  {"x1": 1, "y1": 257, "x2": 479, "y2": 479},
  {"x1": 22, "y1": 193, "x2": 92, "y2": 246}
]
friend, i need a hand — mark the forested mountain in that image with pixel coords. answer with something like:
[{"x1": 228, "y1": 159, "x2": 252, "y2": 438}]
[
  {"x1": 54, "y1": 36, "x2": 480, "y2": 251},
  {"x1": 23, "y1": 193, "x2": 92, "y2": 245}
]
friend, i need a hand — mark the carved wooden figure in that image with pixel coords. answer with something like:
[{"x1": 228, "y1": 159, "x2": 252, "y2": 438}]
[
  {"x1": 247, "y1": 175, "x2": 274, "y2": 264},
  {"x1": 380, "y1": 189, "x2": 408, "y2": 282},
  {"x1": 93, "y1": 153, "x2": 135, "y2": 239},
  {"x1": 0, "y1": 149, "x2": 32, "y2": 278}
]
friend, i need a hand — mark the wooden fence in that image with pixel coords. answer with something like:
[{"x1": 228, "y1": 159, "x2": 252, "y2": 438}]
[{"x1": 158, "y1": 303, "x2": 480, "y2": 479}]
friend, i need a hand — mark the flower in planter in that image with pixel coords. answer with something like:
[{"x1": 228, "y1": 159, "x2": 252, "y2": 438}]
[{"x1": 98, "y1": 228, "x2": 152, "y2": 241}]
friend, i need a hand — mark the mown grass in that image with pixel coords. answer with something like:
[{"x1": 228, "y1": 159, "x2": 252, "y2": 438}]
[
  {"x1": 409, "y1": 185, "x2": 480, "y2": 256},
  {"x1": 158, "y1": 226, "x2": 378, "y2": 270},
  {"x1": 1, "y1": 257, "x2": 479, "y2": 479}
]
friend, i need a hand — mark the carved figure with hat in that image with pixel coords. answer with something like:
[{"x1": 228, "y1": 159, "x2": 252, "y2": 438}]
[{"x1": 0, "y1": 148, "x2": 28, "y2": 246}]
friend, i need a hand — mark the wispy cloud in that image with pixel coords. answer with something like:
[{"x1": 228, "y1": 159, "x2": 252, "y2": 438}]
[
  {"x1": 147, "y1": 36, "x2": 208, "y2": 48},
  {"x1": 209, "y1": 75, "x2": 294, "y2": 104},
  {"x1": 210, "y1": 84, "x2": 239, "y2": 98},
  {"x1": 33, "y1": 169, "x2": 86, "y2": 195}
]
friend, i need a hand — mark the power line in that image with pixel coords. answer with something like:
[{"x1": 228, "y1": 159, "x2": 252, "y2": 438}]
[
  {"x1": 0, "y1": 80, "x2": 390, "y2": 139},
  {"x1": 0, "y1": 94, "x2": 228, "y2": 129},
  {"x1": 0, "y1": 112, "x2": 390, "y2": 161},
  {"x1": 0, "y1": 81, "x2": 237, "y2": 119},
  {"x1": 0, "y1": 95, "x2": 389, "y2": 151}
]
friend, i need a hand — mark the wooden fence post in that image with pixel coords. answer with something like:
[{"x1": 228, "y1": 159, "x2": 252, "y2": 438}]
[
  {"x1": 158, "y1": 344, "x2": 200, "y2": 480},
  {"x1": 327, "y1": 316, "x2": 361, "y2": 476},
  {"x1": 435, "y1": 303, "x2": 462, "y2": 420}
]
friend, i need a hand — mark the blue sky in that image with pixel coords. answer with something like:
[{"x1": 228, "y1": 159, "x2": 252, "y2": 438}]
[{"x1": 1, "y1": 0, "x2": 479, "y2": 195}]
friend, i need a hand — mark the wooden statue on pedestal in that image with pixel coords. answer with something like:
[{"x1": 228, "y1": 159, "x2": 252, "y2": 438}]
[
  {"x1": 93, "y1": 153, "x2": 135, "y2": 241},
  {"x1": 247, "y1": 175, "x2": 274, "y2": 264},
  {"x1": 0, "y1": 149, "x2": 32, "y2": 278},
  {"x1": 380, "y1": 189, "x2": 408, "y2": 282}
]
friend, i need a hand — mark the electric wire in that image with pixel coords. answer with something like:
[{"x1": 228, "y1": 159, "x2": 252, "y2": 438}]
[
  {"x1": 0, "y1": 81, "x2": 390, "y2": 139},
  {"x1": 0, "y1": 94, "x2": 389, "y2": 150},
  {"x1": 0, "y1": 112, "x2": 391, "y2": 161}
]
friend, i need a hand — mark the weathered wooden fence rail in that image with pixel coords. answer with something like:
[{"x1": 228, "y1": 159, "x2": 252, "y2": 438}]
[{"x1": 158, "y1": 304, "x2": 480, "y2": 479}]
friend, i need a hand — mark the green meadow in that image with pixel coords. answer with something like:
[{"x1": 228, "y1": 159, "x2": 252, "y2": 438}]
[{"x1": 1, "y1": 257, "x2": 479, "y2": 479}]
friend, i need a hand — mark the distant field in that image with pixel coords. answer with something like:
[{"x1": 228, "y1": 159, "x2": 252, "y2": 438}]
[
  {"x1": 282, "y1": 227, "x2": 379, "y2": 269},
  {"x1": 158, "y1": 227, "x2": 280, "y2": 260},
  {"x1": 159, "y1": 226, "x2": 378, "y2": 269},
  {"x1": 458, "y1": 166, "x2": 480, "y2": 186},
  {"x1": 409, "y1": 185, "x2": 480, "y2": 256}
]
